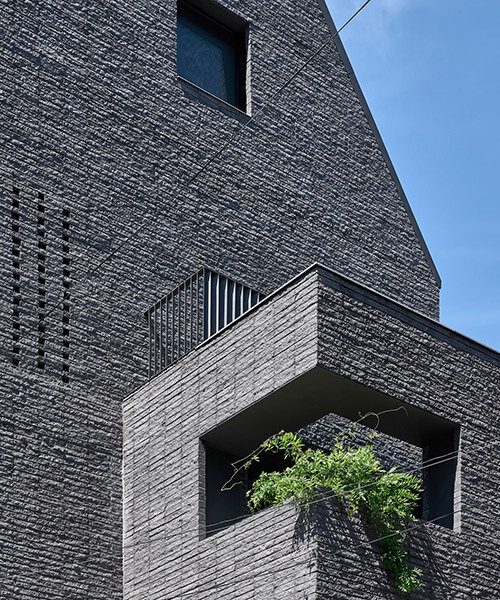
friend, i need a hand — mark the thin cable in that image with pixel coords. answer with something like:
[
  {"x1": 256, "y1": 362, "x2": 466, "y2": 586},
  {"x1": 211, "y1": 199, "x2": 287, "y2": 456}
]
[
  {"x1": 122, "y1": 445, "x2": 461, "y2": 548},
  {"x1": 169, "y1": 509, "x2": 457, "y2": 600},
  {"x1": 11, "y1": 0, "x2": 374, "y2": 346},
  {"x1": 204, "y1": 449, "x2": 460, "y2": 537}
]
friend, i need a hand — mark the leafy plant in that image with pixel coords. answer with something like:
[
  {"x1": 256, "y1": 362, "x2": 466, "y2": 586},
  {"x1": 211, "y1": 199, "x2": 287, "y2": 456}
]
[{"x1": 226, "y1": 427, "x2": 423, "y2": 594}]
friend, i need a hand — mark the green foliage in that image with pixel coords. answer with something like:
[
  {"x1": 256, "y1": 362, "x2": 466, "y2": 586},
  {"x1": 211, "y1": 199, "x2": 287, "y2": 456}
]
[{"x1": 238, "y1": 430, "x2": 423, "y2": 594}]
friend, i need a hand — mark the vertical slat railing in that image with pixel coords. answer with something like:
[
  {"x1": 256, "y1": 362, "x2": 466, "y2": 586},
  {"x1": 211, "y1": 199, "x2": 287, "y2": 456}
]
[{"x1": 146, "y1": 268, "x2": 263, "y2": 378}]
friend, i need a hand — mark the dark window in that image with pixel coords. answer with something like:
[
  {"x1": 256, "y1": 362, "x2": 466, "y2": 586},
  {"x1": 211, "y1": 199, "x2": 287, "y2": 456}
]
[{"x1": 177, "y1": 1, "x2": 247, "y2": 111}]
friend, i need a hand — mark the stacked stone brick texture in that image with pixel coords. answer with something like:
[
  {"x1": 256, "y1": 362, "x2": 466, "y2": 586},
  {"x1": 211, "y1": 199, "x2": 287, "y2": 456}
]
[
  {"x1": 1, "y1": 0, "x2": 497, "y2": 598},
  {"x1": 123, "y1": 267, "x2": 500, "y2": 599}
]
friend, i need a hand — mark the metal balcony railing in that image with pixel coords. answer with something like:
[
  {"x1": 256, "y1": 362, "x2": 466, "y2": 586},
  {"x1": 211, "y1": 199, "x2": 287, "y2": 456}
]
[{"x1": 146, "y1": 268, "x2": 263, "y2": 377}]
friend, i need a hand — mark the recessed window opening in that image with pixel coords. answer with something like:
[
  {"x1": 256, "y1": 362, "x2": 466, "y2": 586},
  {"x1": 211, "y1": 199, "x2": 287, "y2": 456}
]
[
  {"x1": 177, "y1": 0, "x2": 248, "y2": 111},
  {"x1": 202, "y1": 428, "x2": 460, "y2": 537},
  {"x1": 203, "y1": 442, "x2": 294, "y2": 536},
  {"x1": 200, "y1": 376, "x2": 461, "y2": 538}
]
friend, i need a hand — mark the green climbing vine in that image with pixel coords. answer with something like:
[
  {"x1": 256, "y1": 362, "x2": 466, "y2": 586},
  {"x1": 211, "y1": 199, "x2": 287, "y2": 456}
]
[{"x1": 224, "y1": 423, "x2": 423, "y2": 594}]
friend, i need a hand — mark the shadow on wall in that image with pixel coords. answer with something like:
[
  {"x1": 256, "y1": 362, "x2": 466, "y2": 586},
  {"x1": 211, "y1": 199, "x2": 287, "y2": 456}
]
[{"x1": 293, "y1": 497, "x2": 455, "y2": 599}]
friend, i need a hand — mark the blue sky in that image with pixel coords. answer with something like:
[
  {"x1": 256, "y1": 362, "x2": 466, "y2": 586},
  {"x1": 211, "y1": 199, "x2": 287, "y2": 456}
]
[{"x1": 325, "y1": 0, "x2": 500, "y2": 351}]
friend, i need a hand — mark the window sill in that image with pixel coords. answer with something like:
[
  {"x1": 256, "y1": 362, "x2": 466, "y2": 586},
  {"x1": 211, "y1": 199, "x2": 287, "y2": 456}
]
[{"x1": 176, "y1": 75, "x2": 251, "y2": 120}]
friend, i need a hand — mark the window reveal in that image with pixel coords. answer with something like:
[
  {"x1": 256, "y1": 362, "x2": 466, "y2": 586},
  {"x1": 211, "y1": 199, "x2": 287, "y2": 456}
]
[{"x1": 177, "y1": 1, "x2": 247, "y2": 111}]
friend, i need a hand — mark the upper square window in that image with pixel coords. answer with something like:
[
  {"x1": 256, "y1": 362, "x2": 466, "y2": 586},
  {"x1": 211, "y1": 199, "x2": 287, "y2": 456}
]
[{"x1": 177, "y1": 0, "x2": 248, "y2": 112}]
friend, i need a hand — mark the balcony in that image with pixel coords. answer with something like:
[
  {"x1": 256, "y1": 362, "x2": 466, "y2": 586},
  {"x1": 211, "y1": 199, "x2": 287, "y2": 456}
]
[{"x1": 124, "y1": 264, "x2": 499, "y2": 599}]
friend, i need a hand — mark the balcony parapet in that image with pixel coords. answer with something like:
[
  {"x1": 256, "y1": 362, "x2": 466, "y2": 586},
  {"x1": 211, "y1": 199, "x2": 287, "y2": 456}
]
[{"x1": 124, "y1": 264, "x2": 499, "y2": 600}]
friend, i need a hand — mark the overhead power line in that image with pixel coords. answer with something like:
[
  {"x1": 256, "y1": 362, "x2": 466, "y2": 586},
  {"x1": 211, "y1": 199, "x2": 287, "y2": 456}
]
[
  {"x1": 119, "y1": 436, "x2": 500, "y2": 599},
  {"x1": 123, "y1": 445, "x2": 461, "y2": 547},
  {"x1": 9, "y1": 0, "x2": 374, "y2": 348}
]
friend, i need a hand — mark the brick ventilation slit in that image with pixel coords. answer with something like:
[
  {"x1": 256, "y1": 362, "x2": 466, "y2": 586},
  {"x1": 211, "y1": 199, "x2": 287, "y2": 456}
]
[
  {"x1": 11, "y1": 187, "x2": 21, "y2": 366},
  {"x1": 37, "y1": 193, "x2": 47, "y2": 369},
  {"x1": 62, "y1": 208, "x2": 70, "y2": 383}
]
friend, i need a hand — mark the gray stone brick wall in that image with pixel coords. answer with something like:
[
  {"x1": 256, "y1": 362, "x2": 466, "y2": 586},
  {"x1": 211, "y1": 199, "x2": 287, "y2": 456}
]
[
  {"x1": 123, "y1": 266, "x2": 499, "y2": 599},
  {"x1": 1, "y1": 0, "x2": 451, "y2": 596},
  {"x1": 123, "y1": 272, "x2": 319, "y2": 599},
  {"x1": 314, "y1": 269, "x2": 500, "y2": 598}
]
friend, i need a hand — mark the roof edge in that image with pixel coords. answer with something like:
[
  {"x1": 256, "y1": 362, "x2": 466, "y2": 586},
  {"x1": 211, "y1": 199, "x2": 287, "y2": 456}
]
[
  {"x1": 123, "y1": 260, "x2": 498, "y2": 402},
  {"x1": 316, "y1": 0, "x2": 442, "y2": 288}
]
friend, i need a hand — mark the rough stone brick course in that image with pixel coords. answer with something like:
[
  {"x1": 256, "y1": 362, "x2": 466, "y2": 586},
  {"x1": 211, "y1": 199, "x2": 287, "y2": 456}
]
[
  {"x1": 123, "y1": 266, "x2": 499, "y2": 599},
  {"x1": 1, "y1": 0, "x2": 491, "y2": 597}
]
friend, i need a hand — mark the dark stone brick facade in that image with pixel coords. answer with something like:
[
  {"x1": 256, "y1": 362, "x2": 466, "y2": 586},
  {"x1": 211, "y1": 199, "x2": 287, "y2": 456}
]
[
  {"x1": 123, "y1": 267, "x2": 500, "y2": 599},
  {"x1": 0, "y1": 0, "x2": 492, "y2": 598}
]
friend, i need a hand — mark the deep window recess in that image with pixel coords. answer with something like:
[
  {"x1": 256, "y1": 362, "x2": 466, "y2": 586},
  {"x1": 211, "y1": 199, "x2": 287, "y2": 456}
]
[
  {"x1": 177, "y1": 0, "x2": 247, "y2": 111},
  {"x1": 204, "y1": 445, "x2": 246, "y2": 534},
  {"x1": 200, "y1": 371, "x2": 461, "y2": 536},
  {"x1": 202, "y1": 426, "x2": 460, "y2": 536},
  {"x1": 203, "y1": 442, "x2": 293, "y2": 536}
]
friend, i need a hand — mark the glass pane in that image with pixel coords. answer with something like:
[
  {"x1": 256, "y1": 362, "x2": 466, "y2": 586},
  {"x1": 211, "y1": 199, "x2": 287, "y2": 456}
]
[{"x1": 177, "y1": 14, "x2": 238, "y2": 106}]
